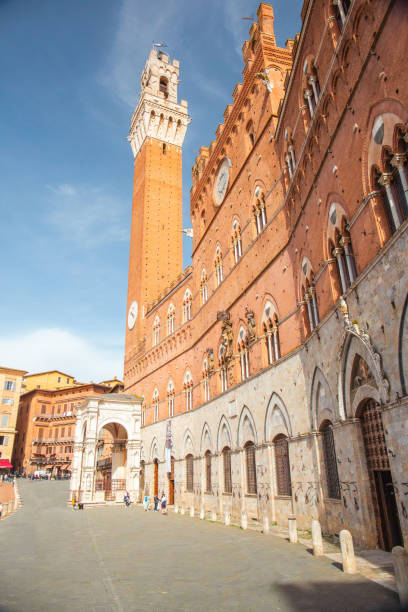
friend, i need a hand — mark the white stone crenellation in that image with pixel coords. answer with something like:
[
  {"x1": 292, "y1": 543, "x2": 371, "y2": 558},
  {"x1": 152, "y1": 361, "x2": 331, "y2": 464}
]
[{"x1": 127, "y1": 49, "x2": 190, "y2": 158}]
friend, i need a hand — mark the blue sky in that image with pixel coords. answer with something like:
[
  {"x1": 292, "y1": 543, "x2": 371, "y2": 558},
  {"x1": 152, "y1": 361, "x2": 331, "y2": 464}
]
[{"x1": 0, "y1": 0, "x2": 302, "y2": 382}]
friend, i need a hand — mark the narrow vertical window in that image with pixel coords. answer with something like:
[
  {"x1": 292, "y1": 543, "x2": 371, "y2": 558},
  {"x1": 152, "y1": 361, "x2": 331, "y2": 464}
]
[{"x1": 245, "y1": 441, "x2": 257, "y2": 494}]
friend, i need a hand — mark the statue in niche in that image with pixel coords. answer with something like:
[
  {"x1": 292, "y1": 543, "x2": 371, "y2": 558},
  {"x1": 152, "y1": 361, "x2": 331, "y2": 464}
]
[
  {"x1": 220, "y1": 320, "x2": 234, "y2": 361},
  {"x1": 205, "y1": 348, "x2": 214, "y2": 371},
  {"x1": 351, "y1": 355, "x2": 374, "y2": 390},
  {"x1": 245, "y1": 307, "x2": 256, "y2": 342}
]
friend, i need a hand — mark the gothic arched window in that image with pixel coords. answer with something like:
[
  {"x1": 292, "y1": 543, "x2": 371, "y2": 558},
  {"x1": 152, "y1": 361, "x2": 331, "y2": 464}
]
[
  {"x1": 184, "y1": 371, "x2": 193, "y2": 412},
  {"x1": 320, "y1": 421, "x2": 340, "y2": 499},
  {"x1": 232, "y1": 220, "x2": 242, "y2": 264},
  {"x1": 245, "y1": 441, "x2": 257, "y2": 494},
  {"x1": 186, "y1": 454, "x2": 194, "y2": 492},
  {"x1": 167, "y1": 304, "x2": 175, "y2": 335},
  {"x1": 214, "y1": 247, "x2": 223, "y2": 287},
  {"x1": 274, "y1": 434, "x2": 292, "y2": 496},
  {"x1": 183, "y1": 289, "x2": 192, "y2": 322},
  {"x1": 238, "y1": 326, "x2": 250, "y2": 381},
  {"x1": 205, "y1": 450, "x2": 212, "y2": 493},
  {"x1": 223, "y1": 446, "x2": 232, "y2": 493},
  {"x1": 167, "y1": 380, "x2": 175, "y2": 417},
  {"x1": 152, "y1": 388, "x2": 159, "y2": 423}
]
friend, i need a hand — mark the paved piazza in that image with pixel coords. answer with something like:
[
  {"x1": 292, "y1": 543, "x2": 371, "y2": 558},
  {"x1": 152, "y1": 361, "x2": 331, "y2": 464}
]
[{"x1": 0, "y1": 482, "x2": 399, "y2": 612}]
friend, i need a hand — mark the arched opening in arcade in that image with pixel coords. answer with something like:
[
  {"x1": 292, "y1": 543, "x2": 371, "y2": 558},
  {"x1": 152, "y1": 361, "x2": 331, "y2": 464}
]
[{"x1": 95, "y1": 423, "x2": 128, "y2": 502}]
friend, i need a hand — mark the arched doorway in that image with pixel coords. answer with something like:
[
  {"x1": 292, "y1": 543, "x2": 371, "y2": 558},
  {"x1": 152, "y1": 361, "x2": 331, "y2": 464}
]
[
  {"x1": 154, "y1": 459, "x2": 159, "y2": 497},
  {"x1": 96, "y1": 423, "x2": 128, "y2": 502},
  {"x1": 168, "y1": 456, "x2": 175, "y2": 505},
  {"x1": 359, "y1": 399, "x2": 402, "y2": 550}
]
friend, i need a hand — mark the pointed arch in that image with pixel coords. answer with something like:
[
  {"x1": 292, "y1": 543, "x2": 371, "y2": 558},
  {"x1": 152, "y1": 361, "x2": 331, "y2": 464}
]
[
  {"x1": 181, "y1": 428, "x2": 195, "y2": 457},
  {"x1": 150, "y1": 436, "x2": 160, "y2": 461},
  {"x1": 217, "y1": 415, "x2": 233, "y2": 452},
  {"x1": 264, "y1": 392, "x2": 292, "y2": 442},
  {"x1": 200, "y1": 422, "x2": 213, "y2": 454},
  {"x1": 310, "y1": 367, "x2": 336, "y2": 430},
  {"x1": 339, "y1": 331, "x2": 389, "y2": 419},
  {"x1": 237, "y1": 405, "x2": 258, "y2": 448}
]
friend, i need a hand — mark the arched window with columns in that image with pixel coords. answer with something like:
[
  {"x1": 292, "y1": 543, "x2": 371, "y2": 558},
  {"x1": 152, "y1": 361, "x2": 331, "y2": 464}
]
[
  {"x1": 167, "y1": 380, "x2": 175, "y2": 417},
  {"x1": 152, "y1": 388, "x2": 159, "y2": 423},
  {"x1": 167, "y1": 304, "x2": 175, "y2": 335},
  {"x1": 370, "y1": 116, "x2": 408, "y2": 236},
  {"x1": 200, "y1": 269, "x2": 208, "y2": 305},
  {"x1": 284, "y1": 130, "x2": 297, "y2": 181},
  {"x1": 184, "y1": 371, "x2": 193, "y2": 412},
  {"x1": 303, "y1": 57, "x2": 320, "y2": 119},
  {"x1": 301, "y1": 258, "x2": 319, "y2": 334},
  {"x1": 202, "y1": 358, "x2": 210, "y2": 402},
  {"x1": 232, "y1": 220, "x2": 242, "y2": 264},
  {"x1": 238, "y1": 326, "x2": 250, "y2": 381},
  {"x1": 262, "y1": 301, "x2": 280, "y2": 365},
  {"x1": 253, "y1": 186, "x2": 267, "y2": 235},
  {"x1": 183, "y1": 289, "x2": 192, "y2": 322},
  {"x1": 153, "y1": 316, "x2": 160, "y2": 346},
  {"x1": 214, "y1": 246, "x2": 223, "y2": 287},
  {"x1": 327, "y1": 203, "x2": 357, "y2": 295}
]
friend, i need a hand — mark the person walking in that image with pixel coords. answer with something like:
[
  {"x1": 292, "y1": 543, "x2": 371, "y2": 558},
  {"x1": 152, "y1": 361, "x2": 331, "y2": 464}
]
[
  {"x1": 0, "y1": 502, "x2": 3, "y2": 520},
  {"x1": 161, "y1": 492, "x2": 167, "y2": 515},
  {"x1": 154, "y1": 495, "x2": 159, "y2": 512},
  {"x1": 124, "y1": 491, "x2": 131, "y2": 507},
  {"x1": 143, "y1": 494, "x2": 150, "y2": 511}
]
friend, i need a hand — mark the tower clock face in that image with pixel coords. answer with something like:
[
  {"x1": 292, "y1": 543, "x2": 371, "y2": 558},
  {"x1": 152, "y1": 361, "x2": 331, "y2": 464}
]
[
  {"x1": 127, "y1": 300, "x2": 138, "y2": 330},
  {"x1": 214, "y1": 158, "x2": 230, "y2": 206}
]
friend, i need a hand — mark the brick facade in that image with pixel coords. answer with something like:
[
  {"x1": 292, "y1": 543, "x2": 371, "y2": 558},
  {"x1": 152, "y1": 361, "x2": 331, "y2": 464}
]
[{"x1": 124, "y1": 1, "x2": 408, "y2": 551}]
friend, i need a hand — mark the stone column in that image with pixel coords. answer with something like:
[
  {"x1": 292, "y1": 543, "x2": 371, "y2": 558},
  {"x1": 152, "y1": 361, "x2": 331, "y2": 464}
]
[
  {"x1": 392, "y1": 546, "x2": 408, "y2": 605},
  {"x1": 379, "y1": 172, "x2": 402, "y2": 230},
  {"x1": 312, "y1": 519, "x2": 324, "y2": 556},
  {"x1": 333, "y1": 247, "x2": 348, "y2": 294},
  {"x1": 339, "y1": 529, "x2": 357, "y2": 574},
  {"x1": 288, "y1": 516, "x2": 297, "y2": 543},
  {"x1": 304, "y1": 89, "x2": 314, "y2": 118},
  {"x1": 391, "y1": 153, "x2": 408, "y2": 210},
  {"x1": 305, "y1": 292, "x2": 314, "y2": 331},
  {"x1": 340, "y1": 236, "x2": 356, "y2": 284},
  {"x1": 126, "y1": 440, "x2": 140, "y2": 502}
]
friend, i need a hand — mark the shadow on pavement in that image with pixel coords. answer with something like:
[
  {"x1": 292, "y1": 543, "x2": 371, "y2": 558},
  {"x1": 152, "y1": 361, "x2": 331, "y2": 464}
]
[{"x1": 274, "y1": 581, "x2": 401, "y2": 612}]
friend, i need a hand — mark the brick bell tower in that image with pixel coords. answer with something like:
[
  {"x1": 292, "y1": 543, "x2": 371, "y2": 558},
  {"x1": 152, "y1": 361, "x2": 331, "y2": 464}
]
[{"x1": 124, "y1": 48, "x2": 190, "y2": 376}]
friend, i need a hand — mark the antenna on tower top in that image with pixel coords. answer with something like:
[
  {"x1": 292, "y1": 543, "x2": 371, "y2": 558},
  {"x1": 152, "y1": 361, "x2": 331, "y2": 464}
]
[{"x1": 153, "y1": 42, "x2": 168, "y2": 58}]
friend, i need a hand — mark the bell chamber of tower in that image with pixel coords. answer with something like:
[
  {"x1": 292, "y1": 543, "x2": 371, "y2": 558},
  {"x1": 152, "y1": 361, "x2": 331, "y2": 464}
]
[{"x1": 125, "y1": 48, "x2": 190, "y2": 369}]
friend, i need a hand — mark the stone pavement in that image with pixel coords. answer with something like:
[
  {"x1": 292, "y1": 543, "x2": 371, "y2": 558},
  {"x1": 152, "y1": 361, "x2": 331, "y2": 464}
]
[{"x1": 0, "y1": 481, "x2": 401, "y2": 612}]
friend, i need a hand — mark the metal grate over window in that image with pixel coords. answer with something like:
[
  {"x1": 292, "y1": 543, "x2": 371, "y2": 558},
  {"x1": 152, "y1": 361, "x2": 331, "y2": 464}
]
[
  {"x1": 205, "y1": 451, "x2": 212, "y2": 493},
  {"x1": 360, "y1": 400, "x2": 390, "y2": 471},
  {"x1": 321, "y1": 422, "x2": 341, "y2": 500},
  {"x1": 186, "y1": 454, "x2": 194, "y2": 492},
  {"x1": 245, "y1": 441, "x2": 257, "y2": 494},
  {"x1": 275, "y1": 435, "x2": 292, "y2": 496},
  {"x1": 223, "y1": 447, "x2": 232, "y2": 493}
]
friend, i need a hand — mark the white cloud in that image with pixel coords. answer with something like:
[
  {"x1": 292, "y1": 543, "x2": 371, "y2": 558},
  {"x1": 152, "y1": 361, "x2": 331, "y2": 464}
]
[
  {"x1": 0, "y1": 328, "x2": 123, "y2": 383},
  {"x1": 45, "y1": 183, "x2": 128, "y2": 247},
  {"x1": 100, "y1": 0, "x2": 189, "y2": 107},
  {"x1": 223, "y1": 0, "x2": 256, "y2": 56}
]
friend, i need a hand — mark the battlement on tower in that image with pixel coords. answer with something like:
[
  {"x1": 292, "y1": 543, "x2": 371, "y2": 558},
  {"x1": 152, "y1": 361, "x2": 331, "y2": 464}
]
[{"x1": 127, "y1": 48, "x2": 190, "y2": 159}]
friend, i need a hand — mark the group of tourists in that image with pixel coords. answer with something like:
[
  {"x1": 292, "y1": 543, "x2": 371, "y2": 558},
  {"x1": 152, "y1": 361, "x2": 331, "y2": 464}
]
[{"x1": 143, "y1": 492, "x2": 167, "y2": 514}]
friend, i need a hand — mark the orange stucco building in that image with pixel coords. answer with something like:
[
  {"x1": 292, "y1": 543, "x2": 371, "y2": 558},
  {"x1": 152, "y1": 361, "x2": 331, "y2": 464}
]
[
  {"x1": 13, "y1": 380, "x2": 123, "y2": 476},
  {"x1": 122, "y1": 1, "x2": 408, "y2": 551}
]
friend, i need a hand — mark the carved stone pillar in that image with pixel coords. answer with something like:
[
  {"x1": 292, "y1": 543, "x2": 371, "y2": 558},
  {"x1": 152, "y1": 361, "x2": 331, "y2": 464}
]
[
  {"x1": 379, "y1": 172, "x2": 402, "y2": 229},
  {"x1": 333, "y1": 247, "x2": 348, "y2": 293}
]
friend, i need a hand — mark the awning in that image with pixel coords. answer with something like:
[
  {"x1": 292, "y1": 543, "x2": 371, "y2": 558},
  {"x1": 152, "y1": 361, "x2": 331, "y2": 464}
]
[{"x1": 0, "y1": 459, "x2": 13, "y2": 469}]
